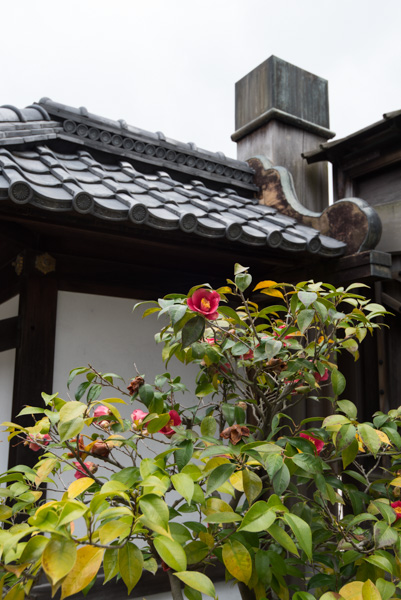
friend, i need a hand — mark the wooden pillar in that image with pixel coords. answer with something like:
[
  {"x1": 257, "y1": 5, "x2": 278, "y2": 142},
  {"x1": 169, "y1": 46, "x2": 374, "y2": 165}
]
[
  {"x1": 232, "y1": 56, "x2": 335, "y2": 212},
  {"x1": 8, "y1": 252, "x2": 58, "y2": 469}
]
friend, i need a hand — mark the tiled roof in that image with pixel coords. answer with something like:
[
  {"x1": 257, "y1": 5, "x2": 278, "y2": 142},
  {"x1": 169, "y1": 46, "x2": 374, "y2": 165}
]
[
  {"x1": 0, "y1": 145, "x2": 345, "y2": 256},
  {"x1": 0, "y1": 100, "x2": 257, "y2": 195}
]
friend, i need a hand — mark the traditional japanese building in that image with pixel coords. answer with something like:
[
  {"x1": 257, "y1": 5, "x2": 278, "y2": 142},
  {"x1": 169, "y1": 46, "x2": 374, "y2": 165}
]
[{"x1": 0, "y1": 56, "x2": 394, "y2": 599}]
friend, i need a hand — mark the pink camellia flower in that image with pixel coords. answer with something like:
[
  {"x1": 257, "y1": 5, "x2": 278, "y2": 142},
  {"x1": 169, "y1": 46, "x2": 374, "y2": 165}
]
[
  {"x1": 93, "y1": 405, "x2": 112, "y2": 418},
  {"x1": 73, "y1": 461, "x2": 98, "y2": 480},
  {"x1": 300, "y1": 432, "x2": 325, "y2": 455},
  {"x1": 160, "y1": 410, "x2": 182, "y2": 436},
  {"x1": 27, "y1": 433, "x2": 51, "y2": 451},
  {"x1": 391, "y1": 501, "x2": 401, "y2": 520},
  {"x1": 187, "y1": 289, "x2": 220, "y2": 320},
  {"x1": 131, "y1": 409, "x2": 148, "y2": 424},
  {"x1": 314, "y1": 369, "x2": 329, "y2": 383}
]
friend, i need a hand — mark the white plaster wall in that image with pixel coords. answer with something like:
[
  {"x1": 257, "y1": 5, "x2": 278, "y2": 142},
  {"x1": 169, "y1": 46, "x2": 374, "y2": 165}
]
[
  {"x1": 53, "y1": 291, "x2": 199, "y2": 410},
  {"x1": 0, "y1": 296, "x2": 19, "y2": 474},
  {"x1": 134, "y1": 580, "x2": 241, "y2": 600}
]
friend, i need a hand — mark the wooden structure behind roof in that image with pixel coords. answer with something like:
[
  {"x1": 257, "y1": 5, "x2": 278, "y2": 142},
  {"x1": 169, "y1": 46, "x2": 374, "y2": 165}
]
[{"x1": 304, "y1": 110, "x2": 401, "y2": 418}]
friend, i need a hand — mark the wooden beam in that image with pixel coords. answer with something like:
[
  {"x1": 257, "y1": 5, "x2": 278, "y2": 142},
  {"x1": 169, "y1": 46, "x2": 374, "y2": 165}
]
[
  {"x1": 8, "y1": 254, "x2": 58, "y2": 469},
  {"x1": 0, "y1": 260, "x2": 20, "y2": 305},
  {"x1": 0, "y1": 317, "x2": 18, "y2": 352}
]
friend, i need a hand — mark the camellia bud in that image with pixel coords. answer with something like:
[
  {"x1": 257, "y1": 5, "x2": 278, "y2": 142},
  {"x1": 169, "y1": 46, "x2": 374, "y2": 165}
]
[
  {"x1": 237, "y1": 401, "x2": 247, "y2": 411},
  {"x1": 98, "y1": 420, "x2": 111, "y2": 430}
]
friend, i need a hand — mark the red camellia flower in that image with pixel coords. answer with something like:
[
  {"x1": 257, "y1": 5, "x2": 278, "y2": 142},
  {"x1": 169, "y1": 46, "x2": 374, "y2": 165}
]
[
  {"x1": 73, "y1": 461, "x2": 98, "y2": 480},
  {"x1": 160, "y1": 410, "x2": 181, "y2": 436},
  {"x1": 391, "y1": 501, "x2": 401, "y2": 520},
  {"x1": 187, "y1": 289, "x2": 220, "y2": 320},
  {"x1": 300, "y1": 432, "x2": 325, "y2": 455},
  {"x1": 93, "y1": 405, "x2": 112, "y2": 418},
  {"x1": 314, "y1": 369, "x2": 329, "y2": 383},
  {"x1": 27, "y1": 434, "x2": 51, "y2": 451}
]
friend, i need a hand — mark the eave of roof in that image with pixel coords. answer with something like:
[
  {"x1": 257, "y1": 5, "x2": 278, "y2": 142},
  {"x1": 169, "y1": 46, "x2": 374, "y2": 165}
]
[
  {"x1": 303, "y1": 109, "x2": 401, "y2": 164},
  {"x1": 0, "y1": 145, "x2": 346, "y2": 258}
]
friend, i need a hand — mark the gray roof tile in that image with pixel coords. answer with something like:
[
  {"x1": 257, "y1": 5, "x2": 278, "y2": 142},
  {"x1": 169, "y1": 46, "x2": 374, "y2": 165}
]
[{"x1": 0, "y1": 144, "x2": 346, "y2": 258}]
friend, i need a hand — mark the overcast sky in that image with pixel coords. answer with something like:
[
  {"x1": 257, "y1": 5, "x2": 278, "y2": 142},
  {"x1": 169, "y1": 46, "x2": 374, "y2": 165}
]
[{"x1": 2, "y1": 0, "x2": 401, "y2": 158}]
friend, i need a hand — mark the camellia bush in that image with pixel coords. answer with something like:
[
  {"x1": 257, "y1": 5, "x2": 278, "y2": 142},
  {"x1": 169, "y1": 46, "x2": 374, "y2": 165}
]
[{"x1": 2, "y1": 264, "x2": 401, "y2": 600}]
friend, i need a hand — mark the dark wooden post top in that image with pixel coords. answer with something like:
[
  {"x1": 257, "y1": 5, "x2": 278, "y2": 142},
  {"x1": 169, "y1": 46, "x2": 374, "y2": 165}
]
[{"x1": 232, "y1": 56, "x2": 335, "y2": 212}]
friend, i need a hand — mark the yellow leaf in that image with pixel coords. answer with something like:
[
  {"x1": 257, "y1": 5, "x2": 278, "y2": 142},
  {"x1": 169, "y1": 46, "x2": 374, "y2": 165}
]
[
  {"x1": 67, "y1": 477, "x2": 95, "y2": 499},
  {"x1": 339, "y1": 581, "x2": 364, "y2": 600},
  {"x1": 260, "y1": 288, "x2": 285, "y2": 299},
  {"x1": 99, "y1": 520, "x2": 132, "y2": 544},
  {"x1": 253, "y1": 280, "x2": 278, "y2": 291},
  {"x1": 4, "y1": 584, "x2": 24, "y2": 600},
  {"x1": 362, "y1": 580, "x2": 381, "y2": 600},
  {"x1": 199, "y1": 532, "x2": 214, "y2": 549},
  {"x1": 222, "y1": 540, "x2": 252, "y2": 584},
  {"x1": 375, "y1": 430, "x2": 391, "y2": 446},
  {"x1": 202, "y1": 498, "x2": 233, "y2": 516},
  {"x1": 4, "y1": 564, "x2": 30, "y2": 578},
  {"x1": 42, "y1": 538, "x2": 77, "y2": 585},
  {"x1": 61, "y1": 546, "x2": 104, "y2": 600},
  {"x1": 230, "y1": 470, "x2": 244, "y2": 492},
  {"x1": 34, "y1": 458, "x2": 58, "y2": 487},
  {"x1": 390, "y1": 477, "x2": 401, "y2": 487},
  {"x1": 203, "y1": 456, "x2": 229, "y2": 474}
]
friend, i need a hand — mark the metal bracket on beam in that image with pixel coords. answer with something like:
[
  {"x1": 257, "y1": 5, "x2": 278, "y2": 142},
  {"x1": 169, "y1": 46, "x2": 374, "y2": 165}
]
[{"x1": 35, "y1": 253, "x2": 56, "y2": 275}]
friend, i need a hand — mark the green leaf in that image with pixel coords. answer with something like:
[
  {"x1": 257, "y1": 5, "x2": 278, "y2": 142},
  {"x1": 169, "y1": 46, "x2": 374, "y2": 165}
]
[
  {"x1": 184, "y1": 586, "x2": 202, "y2": 600},
  {"x1": 206, "y1": 464, "x2": 237, "y2": 495},
  {"x1": 146, "y1": 413, "x2": 171, "y2": 434},
  {"x1": 292, "y1": 453, "x2": 323, "y2": 474},
  {"x1": 235, "y1": 273, "x2": 252, "y2": 292},
  {"x1": 139, "y1": 494, "x2": 169, "y2": 536},
  {"x1": 267, "y1": 522, "x2": 299, "y2": 556},
  {"x1": 297, "y1": 309, "x2": 315, "y2": 333},
  {"x1": 154, "y1": 536, "x2": 187, "y2": 572},
  {"x1": 364, "y1": 554, "x2": 393, "y2": 575},
  {"x1": 337, "y1": 400, "x2": 358, "y2": 420},
  {"x1": 332, "y1": 368, "x2": 346, "y2": 396},
  {"x1": 174, "y1": 572, "x2": 216, "y2": 599},
  {"x1": 169, "y1": 304, "x2": 188, "y2": 325},
  {"x1": 358, "y1": 423, "x2": 381, "y2": 456},
  {"x1": 138, "y1": 384, "x2": 154, "y2": 406},
  {"x1": 243, "y1": 468, "x2": 263, "y2": 505},
  {"x1": 59, "y1": 400, "x2": 86, "y2": 423},
  {"x1": 283, "y1": 513, "x2": 312, "y2": 560},
  {"x1": 222, "y1": 539, "x2": 252, "y2": 584},
  {"x1": 376, "y1": 578, "x2": 395, "y2": 600},
  {"x1": 58, "y1": 417, "x2": 84, "y2": 443},
  {"x1": 182, "y1": 316, "x2": 205, "y2": 348},
  {"x1": 218, "y1": 306, "x2": 244, "y2": 325},
  {"x1": 67, "y1": 367, "x2": 88, "y2": 389},
  {"x1": 298, "y1": 291, "x2": 317, "y2": 308},
  {"x1": 16, "y1": 406, "x2": 45, "y2": 417},
  {"x1": 342, "y1": 438, "x2": 359, "y2": 468},
  {"x1": 201, "y1": 416, "x2": 217, "y2": 437},
  {"x1": 42, "y1": 537, "x2": 77, "y2": 585},
  {"x1": 238, "y1": 501, "x2": 276, "y2": 532},
  {"x1": 103, "y1": 548, "x2": 119, "y2": 584},
  {"x1": 118, "y1": 542, "x2": 144, "y2": 594},
  {"x1": 172, "y1": 473, "x2": 194, "y2": 505},
  {"x1": 175, "y1": 441, "x2": 194, "y2": 471},
  {"x1": 21, "y1": 535, "x2": 49, "y2": 563},
  {"x1": 184, "y1": 541, "x2": 209, "y2": 565},
  {"x1": 204, "y1": 512, "x2": 242, "y2": 524},
  {"x1": 272, "y1": 464, "x2": 290, "y2": 495}
]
